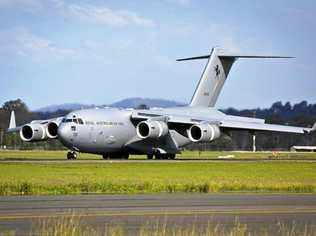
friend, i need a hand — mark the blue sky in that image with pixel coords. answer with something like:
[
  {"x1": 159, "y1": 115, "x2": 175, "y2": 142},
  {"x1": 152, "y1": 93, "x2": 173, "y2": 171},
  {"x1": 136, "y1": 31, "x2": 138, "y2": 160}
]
[{"x1": 1, "y1": 0, "x2": 315, "y2": 110}]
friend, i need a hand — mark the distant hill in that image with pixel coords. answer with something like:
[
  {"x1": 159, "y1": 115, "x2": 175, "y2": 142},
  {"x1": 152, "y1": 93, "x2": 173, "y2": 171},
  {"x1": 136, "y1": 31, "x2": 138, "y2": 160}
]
[
  {"x1": 35, "y1": 98, "x2": 185, "y2": 112},
  {"x1": 110, "y1": 97, "x2": 185, "y2": 108},
  {"x1": 36, "y1": 103, "x2": 96, "y2": 113}
]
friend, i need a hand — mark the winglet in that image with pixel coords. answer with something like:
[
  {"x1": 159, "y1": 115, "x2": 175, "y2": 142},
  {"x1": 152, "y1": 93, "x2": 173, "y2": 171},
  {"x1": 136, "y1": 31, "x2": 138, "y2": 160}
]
[
  {"x1": 303, "y1": 122, "x2": 316, "y2": 134},
  {"x1": 9, "y1": 111, "x2": 16, "y2": 129},
  {"x1": 310, "y1": 122, "x2": 316, "y2": 133}
]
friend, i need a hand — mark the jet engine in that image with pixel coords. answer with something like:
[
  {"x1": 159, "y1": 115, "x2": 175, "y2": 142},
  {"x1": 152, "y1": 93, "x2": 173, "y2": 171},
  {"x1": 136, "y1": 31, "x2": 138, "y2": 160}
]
[
  {"x1": 20, "y1": 123, "x2": 47, "y2": 142},
  {"x1": 46, "y1": 121, "x2": 59, "y2": 139},
  {"x1": 136, "y1": 120, "x2": 168, "y2": 139},
  {"x1": 188, "y1": 123, "x2": 221, "y2": 142}
]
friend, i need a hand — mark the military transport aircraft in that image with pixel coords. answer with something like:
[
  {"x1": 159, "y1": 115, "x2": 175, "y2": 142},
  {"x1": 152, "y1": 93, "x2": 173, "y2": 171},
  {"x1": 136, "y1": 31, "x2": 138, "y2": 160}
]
[{"x1": 7, "y1": 47, "x2": 316, "y2": 160}]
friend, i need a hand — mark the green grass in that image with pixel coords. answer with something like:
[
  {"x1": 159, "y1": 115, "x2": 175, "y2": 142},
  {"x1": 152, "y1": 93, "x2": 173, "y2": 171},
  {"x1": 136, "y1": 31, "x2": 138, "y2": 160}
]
[
  {"x1": 178, "y1": 150, "x2": 316, "y2": 159},
  {"x1": 0, "y1": 158, "x2": 315, "y2": 195},
  {"x1": 0, "y1": 150, "x2": 99, "y2": 160},
  {"x1": 1, "y1": 150, "x2": 316, "y2": 160}
]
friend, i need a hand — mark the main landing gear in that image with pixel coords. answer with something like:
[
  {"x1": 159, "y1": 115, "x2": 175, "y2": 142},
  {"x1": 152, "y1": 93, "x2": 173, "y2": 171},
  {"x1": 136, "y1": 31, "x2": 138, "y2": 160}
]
[
  {"x1": 67, "y1": 151, "x2": 77, "y2": 160},
  {"x1": 102, "y1": 153, "x2": 129, "y2": 160},
  {"x1": 147, "y1": 153, "x2": 176, "y2": 160}
]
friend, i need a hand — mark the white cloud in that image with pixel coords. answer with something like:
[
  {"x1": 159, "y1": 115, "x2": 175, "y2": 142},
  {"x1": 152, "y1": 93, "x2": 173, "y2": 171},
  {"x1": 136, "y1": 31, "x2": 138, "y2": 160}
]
[
  {"x1": 0, "y1": 1, "x2": 155, "y2": 28},
  {"x1": 0, "y1": 28, "x2": 77, "y2": 58},
  {"x1": 18, "y1": 32, "x2": 51, "y2": 50},
  {"x1": 63, "y1": 4, "x2": 155, "y2": 27},
  {"x1": 17, "y1": 30, "x2": 76, "y2": 56}
]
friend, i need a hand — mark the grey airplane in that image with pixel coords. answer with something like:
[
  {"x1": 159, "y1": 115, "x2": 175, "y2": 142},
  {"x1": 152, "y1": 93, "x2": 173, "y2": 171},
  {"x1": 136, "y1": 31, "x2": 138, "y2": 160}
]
[{"x1": 7, "y1": 47, "x2": 316, "y2": 160}]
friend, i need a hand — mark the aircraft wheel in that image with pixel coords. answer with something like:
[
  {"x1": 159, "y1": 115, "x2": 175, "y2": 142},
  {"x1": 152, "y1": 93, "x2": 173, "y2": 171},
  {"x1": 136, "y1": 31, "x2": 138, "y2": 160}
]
[
  {"x1": 67, "y1": 151, "x2": 77, "y2": 160},
  {"x1": 122, "y1": 153, "x2": 129, "y2": 159},
  {"x1": 102, "y1": 154, "x2": 110, "y2": 160},
  {"x1": 156, "y1": 153, "x2": 167, "y2": 160},
  {"x1": 67, "y1": 152, "x2": 71, "y2": 160},
  {"x1": 168, "y1": 154, "x2": 176, "y2": 160},
  {"x1": 147, "y1": 154, "x2": 153, "y2": 160}
]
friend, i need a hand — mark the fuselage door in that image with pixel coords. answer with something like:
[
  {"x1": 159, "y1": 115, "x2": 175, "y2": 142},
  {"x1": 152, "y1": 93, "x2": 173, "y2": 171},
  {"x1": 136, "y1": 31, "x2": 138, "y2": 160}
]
[{"x1": 70, "y1": 118, "x2": 84, "y2": 144}]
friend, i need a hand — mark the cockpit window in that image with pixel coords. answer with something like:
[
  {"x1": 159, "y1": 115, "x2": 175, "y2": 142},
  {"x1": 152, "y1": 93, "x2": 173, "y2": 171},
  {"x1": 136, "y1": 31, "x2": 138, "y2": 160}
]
[{"x1": 62, "y1": 118, "x2": 84, "y2": 124}]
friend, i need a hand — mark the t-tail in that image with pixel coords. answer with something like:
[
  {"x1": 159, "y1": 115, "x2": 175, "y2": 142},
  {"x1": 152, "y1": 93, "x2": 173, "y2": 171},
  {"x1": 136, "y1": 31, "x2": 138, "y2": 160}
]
[{"x1": 177, "y1": 47, "x2": 293, "y2": 108}]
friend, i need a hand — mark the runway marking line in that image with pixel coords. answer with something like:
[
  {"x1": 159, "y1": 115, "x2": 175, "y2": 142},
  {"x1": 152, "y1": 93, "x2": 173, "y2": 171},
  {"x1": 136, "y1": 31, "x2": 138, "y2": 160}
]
[{"x1": 0, "y1": 208, "x2": 316, "y2": 220}]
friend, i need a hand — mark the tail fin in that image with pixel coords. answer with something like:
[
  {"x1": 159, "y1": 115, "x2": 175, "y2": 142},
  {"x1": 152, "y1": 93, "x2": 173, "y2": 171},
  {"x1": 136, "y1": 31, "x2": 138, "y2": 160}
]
[
  {"x1": 9, "y1": 110, "x2": 16, "y2": 129},
  {"x1": 177, "y1": 47, "x2": 293, "y2": 108}
]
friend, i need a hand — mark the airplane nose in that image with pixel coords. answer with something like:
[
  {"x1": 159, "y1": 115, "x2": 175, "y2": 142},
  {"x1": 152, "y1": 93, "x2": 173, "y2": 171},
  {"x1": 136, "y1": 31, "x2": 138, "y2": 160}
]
[{"x1": 57, "y1": 124, "x2": 70, "y2": 144}]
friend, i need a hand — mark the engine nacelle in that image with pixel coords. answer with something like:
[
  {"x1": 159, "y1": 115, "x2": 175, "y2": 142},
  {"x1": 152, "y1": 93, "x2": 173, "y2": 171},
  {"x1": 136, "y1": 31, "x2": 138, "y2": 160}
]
[
  {"x1": 20, "y1": 123, "x2": 47, "y2": 142},
  {"x1": 188, "y1": 123, "x2": 221, "y2": 143},
  {"x1": 46, "y1": 121, "x2": 59, "y2": 139},
  {"x1": 136, "y1": 120, "x2": 169, "y2": 139}
]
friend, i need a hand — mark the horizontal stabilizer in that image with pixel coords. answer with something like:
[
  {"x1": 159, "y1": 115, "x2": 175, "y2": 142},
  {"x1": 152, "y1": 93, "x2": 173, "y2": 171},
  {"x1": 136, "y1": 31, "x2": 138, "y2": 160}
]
[
  {"x1": 179, "y1": 47, "x2": 295, "y2": 108},
  {"x1": 177, "y1": 55, "x2": 210, "y2": 61},
  {"x1": 219, "y1": 55, "x2": 294, "y2": 59},
  {"x1": 177, "y1": 54, "x2": 294, "y2": 61}
]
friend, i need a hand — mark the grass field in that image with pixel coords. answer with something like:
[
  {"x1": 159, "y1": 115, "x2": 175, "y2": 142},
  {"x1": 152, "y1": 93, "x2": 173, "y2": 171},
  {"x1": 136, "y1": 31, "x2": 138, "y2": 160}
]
[
  {"x1": 27, "y1": 215, "x2": 316, "y2": 236},
  {"x1": 1, "y1": 150, "x2": 316, "y2": 160},
  {"x1": 0, "y1": 151, "x2": 315, "y2": 195}
]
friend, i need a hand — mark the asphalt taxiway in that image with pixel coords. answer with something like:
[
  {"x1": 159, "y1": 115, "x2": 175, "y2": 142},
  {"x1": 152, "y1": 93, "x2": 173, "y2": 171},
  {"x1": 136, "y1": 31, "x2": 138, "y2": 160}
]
[{"x1": 0, "y1": 194, "x2": 315, "y2": 235}]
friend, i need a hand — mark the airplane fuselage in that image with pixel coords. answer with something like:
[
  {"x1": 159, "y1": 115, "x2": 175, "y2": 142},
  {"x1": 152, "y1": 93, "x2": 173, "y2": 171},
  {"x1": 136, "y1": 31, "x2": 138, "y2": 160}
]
[{"x1": 57, "y1": 106, "x2": 266, "y2": 156}]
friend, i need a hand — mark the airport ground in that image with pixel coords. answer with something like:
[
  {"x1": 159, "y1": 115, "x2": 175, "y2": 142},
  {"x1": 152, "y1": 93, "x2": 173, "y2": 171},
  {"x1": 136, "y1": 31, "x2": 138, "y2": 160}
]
[
  {"x1": 0, "y1": 150, "x2": 315, "y2": 235},
  {"x1": 0, "y1": 193, "x2": 316, "y2": 235},
  {"x1": 0, "y1": 150, "x2": 315, "y2": 195}
]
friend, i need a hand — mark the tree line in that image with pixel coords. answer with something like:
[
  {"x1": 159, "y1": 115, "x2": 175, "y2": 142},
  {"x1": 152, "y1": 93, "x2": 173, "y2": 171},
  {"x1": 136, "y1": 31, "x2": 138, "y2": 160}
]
[{"x1": 0, "y1": 99, "x2": 315, "y2": 151}]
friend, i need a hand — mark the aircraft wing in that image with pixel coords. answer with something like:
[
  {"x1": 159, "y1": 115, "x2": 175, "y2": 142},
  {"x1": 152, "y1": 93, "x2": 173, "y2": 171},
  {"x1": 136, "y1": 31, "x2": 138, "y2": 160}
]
[
  {"x1": 219, "y1": 120, "x2": 316, "y2": 134},
  {"x1": 6, "y1": 111, "x2": 64, "y2": 133},
  {"x1": 131, "y1": 110, "x2": 316, "y2": 134}
]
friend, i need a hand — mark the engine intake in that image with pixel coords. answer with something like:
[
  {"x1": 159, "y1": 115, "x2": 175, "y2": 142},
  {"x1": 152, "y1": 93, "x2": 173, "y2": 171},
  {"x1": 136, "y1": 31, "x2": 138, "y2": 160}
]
[
  {"x1": 20, "y1": 124, "x2": 47, "y2": 142},
  {"x1": 188, "y1": 123, "x2": 221, "y2": 142},
  {"x1": 136, "y1": 120, "x2": 168, "y2": 139},
  {"x1": 46, "y1": 121, "x2": 59, "y2": 139}
]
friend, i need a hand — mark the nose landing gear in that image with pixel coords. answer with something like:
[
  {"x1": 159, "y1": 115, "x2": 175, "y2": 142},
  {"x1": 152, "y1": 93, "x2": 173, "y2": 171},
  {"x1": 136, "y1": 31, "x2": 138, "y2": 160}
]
[{"x1": 67, "y1": 151, "x2": 77, "y2": 160}]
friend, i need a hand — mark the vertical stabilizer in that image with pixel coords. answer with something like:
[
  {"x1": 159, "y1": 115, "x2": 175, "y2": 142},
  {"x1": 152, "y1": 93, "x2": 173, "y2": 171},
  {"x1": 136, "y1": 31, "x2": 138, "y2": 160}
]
[
  {"x1": 177, "y1": 47, "x2": 293, "y2": 108},
  {"x1": 9, "y1": 111, "x2": 16, "y2": 129},
  {"x1": 178, "y1": 47, "x2": 236, "y2": 107}
]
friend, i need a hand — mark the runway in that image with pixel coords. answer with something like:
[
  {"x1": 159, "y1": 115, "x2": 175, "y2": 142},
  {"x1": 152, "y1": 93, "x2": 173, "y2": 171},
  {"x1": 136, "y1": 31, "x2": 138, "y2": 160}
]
[{"x1": 0, "y1": 194, "x2": 315, "y2": 235}]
